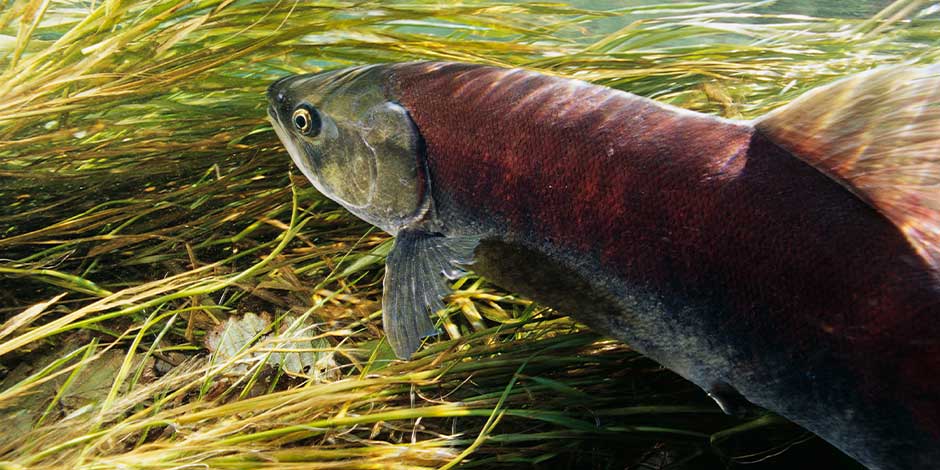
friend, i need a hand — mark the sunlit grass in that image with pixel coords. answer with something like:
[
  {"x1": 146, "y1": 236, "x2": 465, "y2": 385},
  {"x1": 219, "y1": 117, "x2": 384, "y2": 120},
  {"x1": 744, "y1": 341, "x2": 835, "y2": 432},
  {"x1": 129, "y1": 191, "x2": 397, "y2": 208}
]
[{"x1": 1, "y1": 0, "x2": 937, "y2": 468}]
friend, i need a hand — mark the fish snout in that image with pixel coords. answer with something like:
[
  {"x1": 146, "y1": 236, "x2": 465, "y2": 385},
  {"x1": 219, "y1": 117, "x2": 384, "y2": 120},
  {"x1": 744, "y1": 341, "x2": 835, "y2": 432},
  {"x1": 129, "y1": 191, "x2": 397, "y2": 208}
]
[
  {"x1": 267, "y1": 75, "x2": 305, "y2": 127},
  {"x1": 267, "y1": 75, "x2": 295, "y2": 104}
]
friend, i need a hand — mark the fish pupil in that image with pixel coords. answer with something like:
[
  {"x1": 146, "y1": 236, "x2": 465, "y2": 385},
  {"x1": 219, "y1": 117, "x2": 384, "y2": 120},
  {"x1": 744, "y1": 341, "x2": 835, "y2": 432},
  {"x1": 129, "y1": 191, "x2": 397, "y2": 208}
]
[{"x1": 294, "y1": 114, "x2": 307, "y2": 130}]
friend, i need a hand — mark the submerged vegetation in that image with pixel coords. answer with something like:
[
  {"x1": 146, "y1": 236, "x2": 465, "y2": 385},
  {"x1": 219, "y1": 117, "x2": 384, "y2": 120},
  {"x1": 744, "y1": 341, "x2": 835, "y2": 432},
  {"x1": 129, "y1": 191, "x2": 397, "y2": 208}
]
[{"x1": 0, "y1": 0, "x2": 937, "y2": 468}]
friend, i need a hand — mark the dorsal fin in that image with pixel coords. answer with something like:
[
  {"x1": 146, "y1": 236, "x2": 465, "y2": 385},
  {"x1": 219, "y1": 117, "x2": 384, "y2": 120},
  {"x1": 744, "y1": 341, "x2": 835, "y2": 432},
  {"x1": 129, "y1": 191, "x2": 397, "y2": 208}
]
[{"x1": 755, "y1": 65, "x2": 940, "y2": 269}]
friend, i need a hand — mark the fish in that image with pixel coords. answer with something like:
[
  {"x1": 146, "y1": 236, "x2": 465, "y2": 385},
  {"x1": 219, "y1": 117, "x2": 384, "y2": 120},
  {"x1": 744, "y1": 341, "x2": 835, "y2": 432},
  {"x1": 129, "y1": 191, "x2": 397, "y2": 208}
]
[{"x1": 266, "y1": 61, "x2": 940, "y2": 470}]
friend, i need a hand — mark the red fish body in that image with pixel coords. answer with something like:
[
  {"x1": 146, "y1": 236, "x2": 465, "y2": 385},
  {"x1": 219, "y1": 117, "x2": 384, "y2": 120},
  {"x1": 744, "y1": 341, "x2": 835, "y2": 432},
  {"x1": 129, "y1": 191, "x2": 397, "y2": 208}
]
[
  {"x1": 388, "y1": 63, "x2": 940, "y2": 469},
  {"x1": 267, "y1": 62, "x2": 940, "y2": 469}
]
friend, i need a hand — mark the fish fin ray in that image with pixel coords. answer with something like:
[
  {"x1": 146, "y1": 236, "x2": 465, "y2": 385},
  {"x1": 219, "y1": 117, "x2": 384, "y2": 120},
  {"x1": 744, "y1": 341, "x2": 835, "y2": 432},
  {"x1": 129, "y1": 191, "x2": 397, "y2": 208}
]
[
  {"x1": 755, "y1": 64, "x2": 940, "y2": 269},
  {"x1": 382, "y1": 228, "x2": 479, "y2": 359}
]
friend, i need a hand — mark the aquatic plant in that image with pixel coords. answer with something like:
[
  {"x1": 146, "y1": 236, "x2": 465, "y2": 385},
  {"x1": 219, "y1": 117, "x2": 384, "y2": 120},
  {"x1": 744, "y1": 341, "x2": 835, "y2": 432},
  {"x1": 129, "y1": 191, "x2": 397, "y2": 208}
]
[{"x1": 1, "y1": 0, "x2": 937, "y2": 468}]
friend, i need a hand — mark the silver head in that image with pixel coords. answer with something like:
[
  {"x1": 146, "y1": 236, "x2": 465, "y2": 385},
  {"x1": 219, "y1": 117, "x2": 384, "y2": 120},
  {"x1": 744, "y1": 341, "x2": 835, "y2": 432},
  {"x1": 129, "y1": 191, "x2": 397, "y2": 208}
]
[{"x1": 266, "y1": 65, "x2": 427, "y2": 234}]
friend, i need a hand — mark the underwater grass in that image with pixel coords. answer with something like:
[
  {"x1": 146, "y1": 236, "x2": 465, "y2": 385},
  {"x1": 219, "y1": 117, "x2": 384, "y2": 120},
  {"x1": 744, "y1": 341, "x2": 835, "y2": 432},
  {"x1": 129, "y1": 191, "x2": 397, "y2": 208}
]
[{"x1": 0, "y1": 0, "x2": 937, "y2": 468}]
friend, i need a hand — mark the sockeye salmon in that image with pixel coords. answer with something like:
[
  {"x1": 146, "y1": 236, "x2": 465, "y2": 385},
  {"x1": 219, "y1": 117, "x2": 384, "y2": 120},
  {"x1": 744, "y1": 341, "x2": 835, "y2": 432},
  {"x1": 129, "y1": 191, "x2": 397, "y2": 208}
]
[{"x1": 266, "y1": 62, "x2": 940, "y2": 470}]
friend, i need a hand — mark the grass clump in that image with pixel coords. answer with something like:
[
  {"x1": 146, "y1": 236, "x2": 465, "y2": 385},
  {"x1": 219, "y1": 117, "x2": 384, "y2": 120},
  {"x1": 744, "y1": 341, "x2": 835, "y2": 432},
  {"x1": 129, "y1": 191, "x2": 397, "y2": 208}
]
[{"x1": 1, "y1": 0, "x2": 937, "y2": 468}]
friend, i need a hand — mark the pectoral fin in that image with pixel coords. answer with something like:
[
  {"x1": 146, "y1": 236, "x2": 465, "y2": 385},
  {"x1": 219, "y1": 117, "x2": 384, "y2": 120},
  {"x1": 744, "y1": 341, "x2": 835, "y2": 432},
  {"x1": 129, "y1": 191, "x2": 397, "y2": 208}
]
[
  {"x1": 707, "y1": 381, "x2": 763, "y2": 418},
  {"x1": 383, "y1": 229, "x2": 479, "y2": 359}
]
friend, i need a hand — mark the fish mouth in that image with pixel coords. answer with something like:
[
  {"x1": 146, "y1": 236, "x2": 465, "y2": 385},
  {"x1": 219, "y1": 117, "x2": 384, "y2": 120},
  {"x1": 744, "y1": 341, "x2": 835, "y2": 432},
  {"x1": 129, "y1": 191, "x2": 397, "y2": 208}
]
[{"x1": 267, "y1": 103, "x2": 278, "y2": 123}]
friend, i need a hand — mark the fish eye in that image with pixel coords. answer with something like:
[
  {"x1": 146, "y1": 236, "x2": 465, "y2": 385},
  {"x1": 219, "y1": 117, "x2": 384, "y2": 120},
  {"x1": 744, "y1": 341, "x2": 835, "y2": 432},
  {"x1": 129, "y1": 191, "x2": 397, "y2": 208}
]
[{"x1": 291, "y1": 104, "x2": 322, "y2": 137}]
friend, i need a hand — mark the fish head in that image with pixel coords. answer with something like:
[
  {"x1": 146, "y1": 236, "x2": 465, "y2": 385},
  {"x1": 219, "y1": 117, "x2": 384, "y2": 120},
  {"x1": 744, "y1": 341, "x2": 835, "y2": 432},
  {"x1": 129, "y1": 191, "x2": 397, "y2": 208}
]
[{"x1": 267, "y1": 65, "x2": 426, "y2": 234}]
